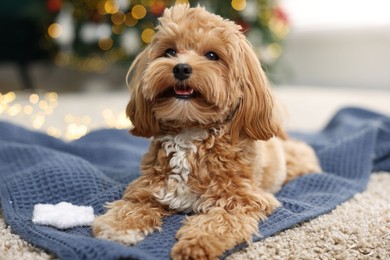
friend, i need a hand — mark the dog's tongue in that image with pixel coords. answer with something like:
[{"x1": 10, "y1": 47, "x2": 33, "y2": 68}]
[{"x1": 174, "y1": 86, "x2": 194, "y2": 96}]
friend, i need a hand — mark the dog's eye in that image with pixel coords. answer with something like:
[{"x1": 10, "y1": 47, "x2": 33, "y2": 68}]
[
  {"x1": 164, "y1": 48, "x2": 176, "y2": 57},
  {"x1": 205, "y1": 51, "x2": 219, "y2": 61}
]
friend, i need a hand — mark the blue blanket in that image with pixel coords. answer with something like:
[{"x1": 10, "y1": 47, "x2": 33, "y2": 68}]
[{"x1": 0, "y1": 107, "x2": 389, "y2": 260}]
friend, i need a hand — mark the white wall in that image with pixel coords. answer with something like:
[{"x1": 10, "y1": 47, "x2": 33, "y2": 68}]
[{"x1": 275, "y1": 0, "x2": 390, "y2": 88}]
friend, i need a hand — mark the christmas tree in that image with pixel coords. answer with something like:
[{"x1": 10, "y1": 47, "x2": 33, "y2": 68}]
[{"x1": 44, "y1": 0, "x2": 289, "y2": 75}]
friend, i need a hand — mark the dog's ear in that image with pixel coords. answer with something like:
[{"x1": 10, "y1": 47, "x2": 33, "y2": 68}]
[
  {"x1": 230, "y1": 39, "x2": 280, "y2": 141},
  {"x1": 126, "y1": 47, "x2": 160, "y2": 137}
]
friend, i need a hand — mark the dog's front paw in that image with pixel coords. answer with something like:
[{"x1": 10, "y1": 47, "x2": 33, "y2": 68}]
[
  {"x1": 92, "y1": 215, "x2": 147, "y2": 245},
  {"x1": 92, "y1": 199, "x2": 164, "y2": 245},
  {"x1": 171, "y1": 236, "x2": 221, "y2": 260}
]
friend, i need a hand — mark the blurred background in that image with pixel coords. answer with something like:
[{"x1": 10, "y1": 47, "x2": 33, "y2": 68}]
[
  {"x1": 1, "y1": 0, "x2": 389, "y2": 92},
  {"x1": 0, "y1": 0, "x2": 289, "y2": 92},
  {"x1": 275, "y1": 0, "x2": 390, "y2": 89},
  {"x1": 0, "y1": 0, "x2": 389, "y2": 140},
  {"x1": 0, "y1": 0, "x2": 290, "y2": 92}
]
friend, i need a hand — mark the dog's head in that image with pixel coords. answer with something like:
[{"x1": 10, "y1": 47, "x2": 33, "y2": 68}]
[{"x1": 126, "y1": 4, "x2": 280, "y2": 141}]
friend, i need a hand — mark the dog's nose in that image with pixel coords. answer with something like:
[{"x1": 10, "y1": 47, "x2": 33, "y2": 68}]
[{"x1": 173, "y1": 63, "x2": 192, "y2": 81}]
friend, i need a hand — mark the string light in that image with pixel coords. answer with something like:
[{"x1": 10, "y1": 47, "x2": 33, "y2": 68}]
[
  {"x1": 112, "y1": 24, "x2": 124, "y2": 35},
  {"x1": 44, "y1": 0, "x2": 288, "y2": 77},
  {"x1": 7, "y1": 104, "x2": 22, "y2": 117},
  {"x1": 46, "y1": 92, "x2": 58, "y2": 102},
  {"x1": 124, "y1": 13, "x2": 138, "y2": 27},
  {"x1": 131, "y1": 4, "x2": 147, "y2": 20},
  {"x1": 104, "y1": 0, "x2": 119, "y2": 14},
  {"x1": 32, "y1": 114, "x2": 46, "y2": 129},
  {"x1": 29, "y1": 94, "x2": 40, "y2": 104},
  {"x1": 111, "y1": 11, "x2": 125, "y2": 25},
  {"x1": 141, "y1": 28, "x2": 155, "y2": 43},
  {"x1": 53, "y1": 51, "x2": 124, "y2": 73},
  {"x1": 1, "y1": 91, "x2": 132, "y2": 141},
  {"x1": 23, "y1": 105, "x2": 33, "y2": 115},
  {"x1": 98, "y1": 37, "x2": 114, "y2": 51},
  {"x1": 65, "y1": 123, "x2": 88, "y2": 140},
  {"x1": 38, "y1": 100, "x2": 49, "y2": 110},
  {"x1": 48, "y1": 23, "x2": 63, "y2": 38},
  {"x1": 2, "y1": 92, "x2": 16, "y2": 103},
  {"x1": 231, "y1": 0, "x2": 246, "y2": 11},
  {"x1": 47, "y1": 127, "x2": 62, "y2": 138}
]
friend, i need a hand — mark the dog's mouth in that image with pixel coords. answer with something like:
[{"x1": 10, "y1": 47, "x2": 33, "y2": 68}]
[
  {"x1": 158, "y1": 84, "x2": 198, "y2": 100},
  {"x1": 174, "y1": 85, "x2": 194, "y2": 99}
]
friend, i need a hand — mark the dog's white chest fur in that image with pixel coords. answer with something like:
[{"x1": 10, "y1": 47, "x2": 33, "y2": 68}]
[{"x1": 153, "y1": 128, "x2": 209, "y2": 212}]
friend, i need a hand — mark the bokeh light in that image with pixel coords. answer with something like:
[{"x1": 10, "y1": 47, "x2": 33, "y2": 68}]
[
  {"x1": 32, "y1": 114, "x2": 45, "y2": 129},
  {"x1": 131, "y1": 4, "x2": 147, "y2": 20},
  {"x1": 112, "y1": 24, "x2": 124, "y2": 34},
  {"x1": 48, "y1": 23, "x2": 63, "y2": 38},
  {"x1": 111, "y1": 11, "x2": 125, "y2": 25},
  {"x1": 7, "y1": 104, "x2": 22, "y2": 117},
  {"x1": 124, "y1": 12, "x2": 138, "y2": 27},
  {"x1": 231, "y1": 0, "x2": 246, "y2": 11},
  {"x1": 98, "y1": 37, "x2": 114, "y2": 50},
  {"x1": 1, "y1": 92, "x2": 131, "y2": 141},
  {"x1": 23, "y1": 105, "x2": 33, "y2": 115},
  {"x1": 29, "y1": 94, "x2": 40, "y2": 104},
  {"x1": 47, "y1": 127, "x2": 63, "y2": 138},
  {"x1": 141, "y1": 28, "x2": 155, "y2": 43},
  {"x1": 37, "y1": 0, "x2": 288, "y2": 76},
  {"x1": 104, "y1": 0, "x2": 119, "y2": 14}
]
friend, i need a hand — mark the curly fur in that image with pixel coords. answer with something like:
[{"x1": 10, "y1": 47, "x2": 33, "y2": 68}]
[{"x1": 93, "y1": 4, "x2": 321, "y2": 259}]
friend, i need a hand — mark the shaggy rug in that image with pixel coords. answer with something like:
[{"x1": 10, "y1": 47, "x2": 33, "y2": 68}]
[{"x1": 1, "y1": 173, "x2": 389, "y2": 259}]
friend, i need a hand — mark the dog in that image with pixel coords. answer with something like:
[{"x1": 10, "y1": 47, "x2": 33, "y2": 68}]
[{"x1": 92, "y1": 4, "x2": 321, "y2": 259}]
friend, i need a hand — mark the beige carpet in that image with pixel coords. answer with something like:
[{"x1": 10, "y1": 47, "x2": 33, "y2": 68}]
[
  {"x1": 1, "y1": 173, "x2": 389, "y2": 260},
  {"x1": 228, "y1": 173, "x2": 390, "y2": 260}
]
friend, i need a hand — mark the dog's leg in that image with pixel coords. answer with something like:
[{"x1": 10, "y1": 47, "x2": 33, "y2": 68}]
[
  {"x1": 283, "y1": 139, "x2": 322, "y2": 182},
  {"x1": 171, "y1": 188, "x2": 279, "y2": 260},
  {"x1": 92, "y1": 177, "x2": 171, "y2": 245}
]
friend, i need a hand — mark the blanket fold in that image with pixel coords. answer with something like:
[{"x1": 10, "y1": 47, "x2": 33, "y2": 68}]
[{"x1": 0, "y1": 107, "x2": 389, "y2": 260}]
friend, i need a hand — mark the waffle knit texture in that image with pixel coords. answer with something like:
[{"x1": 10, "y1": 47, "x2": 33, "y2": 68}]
[{"x1": 0, "y1": 107, "x2": 389, "y2": 260}]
